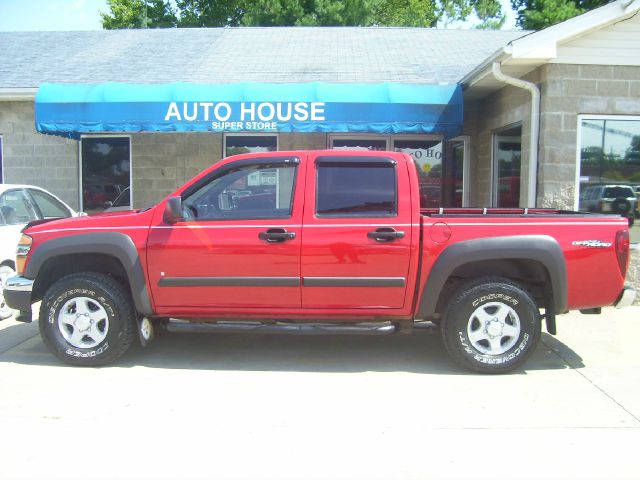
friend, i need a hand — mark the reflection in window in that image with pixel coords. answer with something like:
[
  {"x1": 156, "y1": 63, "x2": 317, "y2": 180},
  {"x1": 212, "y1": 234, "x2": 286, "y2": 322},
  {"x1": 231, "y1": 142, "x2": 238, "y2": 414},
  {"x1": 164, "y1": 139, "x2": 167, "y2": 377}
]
[
  {"x1": 0, "y1": 190, "x2": 37, "y2": 224},
  {"x1": 81, "y1": 137, "x2": 131, "y2": 214},
  {"x1": 28, "y1": 189, "x2": 70, "y2": 218},
  {"x1": 331, "y1": 138, "x2": 388, "y2": 151},
  {"x1": 493, "y1": 127, "x2": 522, "y2": 208},
  {"x1": 579, "y1": 118, "x2": 640, "y2": 227},
  {"x1": 225, "y1": 135, "x2": 277, "y2": 157},
  {"x1": 184, "y1": 161, "x2": 297, "y2": 220},
  {"x1": 442, "y1": 141, "x2": 465, "y2": 207},
  {"x1": 316, "y1": 160, "x2": 396, "y2": 216},
  {"x1": 394, "y1": 139, "x2": 443, "y2": 208}
]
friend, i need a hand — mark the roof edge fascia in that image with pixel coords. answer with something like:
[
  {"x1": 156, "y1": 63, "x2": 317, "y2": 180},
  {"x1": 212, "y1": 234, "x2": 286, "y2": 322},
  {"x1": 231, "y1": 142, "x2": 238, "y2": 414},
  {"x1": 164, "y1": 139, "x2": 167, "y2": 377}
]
[
  {"x1": 509, "y1": 0, "x2": 640, "y2": 59},
  {"x1": 460, "y1": 47, "x2": 510, "y2": 89},
  {"x1": 461, "y1": 0, "x2": 639, "y2": 94},
  {"x1": 0, "y1": 88, "x2": 37, "y2": 101}
]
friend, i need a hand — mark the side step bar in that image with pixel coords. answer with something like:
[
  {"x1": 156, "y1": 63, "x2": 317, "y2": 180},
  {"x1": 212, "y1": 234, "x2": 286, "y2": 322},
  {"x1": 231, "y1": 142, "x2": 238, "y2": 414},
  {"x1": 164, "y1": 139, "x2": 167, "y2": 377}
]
[{"x1": 165, "y1": 321, "x2": 397, "y2": 336}]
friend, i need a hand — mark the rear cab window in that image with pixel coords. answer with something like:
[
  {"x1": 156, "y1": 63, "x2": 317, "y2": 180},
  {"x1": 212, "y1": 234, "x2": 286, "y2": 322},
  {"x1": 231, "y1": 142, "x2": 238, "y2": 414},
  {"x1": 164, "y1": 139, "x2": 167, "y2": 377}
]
[{"x1": 603, "y1": 186, "x2": 634, "y2": 198}]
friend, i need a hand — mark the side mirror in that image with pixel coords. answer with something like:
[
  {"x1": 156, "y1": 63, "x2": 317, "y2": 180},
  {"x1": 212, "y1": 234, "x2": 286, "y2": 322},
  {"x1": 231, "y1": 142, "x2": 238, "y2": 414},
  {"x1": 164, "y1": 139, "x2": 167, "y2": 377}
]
[
  {"x1": 103, "y1": 201, "x2": 113, "y2": 209},
  {"x1": 163, "y1": 196, "x2": 184, "y2": 224}
]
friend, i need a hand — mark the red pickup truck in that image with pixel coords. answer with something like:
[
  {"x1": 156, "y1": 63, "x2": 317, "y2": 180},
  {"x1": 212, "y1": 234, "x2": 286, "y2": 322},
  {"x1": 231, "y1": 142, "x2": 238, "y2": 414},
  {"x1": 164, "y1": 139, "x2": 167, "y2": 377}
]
[{"x1": 4, "y1": 150, "x2": 636, "y2": 373}]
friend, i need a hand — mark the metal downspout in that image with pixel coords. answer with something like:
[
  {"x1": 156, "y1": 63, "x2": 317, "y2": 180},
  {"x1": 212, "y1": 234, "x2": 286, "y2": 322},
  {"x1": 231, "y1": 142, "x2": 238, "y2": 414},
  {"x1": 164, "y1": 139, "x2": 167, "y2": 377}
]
[{"x1": 491, "y1": 62, "x2": 540, "y2": 207}]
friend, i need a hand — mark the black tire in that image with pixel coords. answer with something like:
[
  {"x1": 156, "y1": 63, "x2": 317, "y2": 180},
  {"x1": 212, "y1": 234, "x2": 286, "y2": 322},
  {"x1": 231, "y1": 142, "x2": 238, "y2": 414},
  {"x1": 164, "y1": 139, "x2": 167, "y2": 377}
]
[
  {"x1": 612, "y1": 197, "x2": 631, "y2": 215},
  {"x1": 441, "y1": 277, "x2": 541, "y2": 374},
  {"x1": 39, "y1": 273, "x2": 136, "y2": 366}
]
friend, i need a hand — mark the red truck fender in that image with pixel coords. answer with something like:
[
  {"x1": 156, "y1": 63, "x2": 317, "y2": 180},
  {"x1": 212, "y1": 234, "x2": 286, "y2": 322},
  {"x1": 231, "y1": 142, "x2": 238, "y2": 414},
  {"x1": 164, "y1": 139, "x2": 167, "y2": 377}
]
[
  {"x1": 25, "y1": 232, "x2": 154, "y2": 317},
  {"x1": 417, "y1": 234, "x2": 567, "y2": 319}
]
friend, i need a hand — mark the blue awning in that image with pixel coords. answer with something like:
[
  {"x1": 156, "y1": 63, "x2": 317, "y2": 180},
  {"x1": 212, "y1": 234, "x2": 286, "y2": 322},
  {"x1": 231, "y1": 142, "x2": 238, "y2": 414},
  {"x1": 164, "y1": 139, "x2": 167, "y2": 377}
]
[{"x1": 35, "y1": 82, "x2": 463, "y2": 139}]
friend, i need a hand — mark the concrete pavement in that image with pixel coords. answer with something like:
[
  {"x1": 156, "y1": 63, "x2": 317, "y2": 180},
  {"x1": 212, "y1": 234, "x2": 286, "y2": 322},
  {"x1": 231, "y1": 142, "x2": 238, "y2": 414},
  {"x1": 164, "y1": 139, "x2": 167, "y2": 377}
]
[{"x1": 0, "y1": 307, "x2": 639, "y2": 480}]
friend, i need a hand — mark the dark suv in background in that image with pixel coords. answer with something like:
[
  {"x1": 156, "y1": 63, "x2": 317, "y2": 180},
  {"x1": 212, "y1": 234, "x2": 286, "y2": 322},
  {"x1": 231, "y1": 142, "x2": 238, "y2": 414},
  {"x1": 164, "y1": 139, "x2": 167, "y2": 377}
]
[{"x1": 580, "y1": 185, "x2": 637, "y2": 226}]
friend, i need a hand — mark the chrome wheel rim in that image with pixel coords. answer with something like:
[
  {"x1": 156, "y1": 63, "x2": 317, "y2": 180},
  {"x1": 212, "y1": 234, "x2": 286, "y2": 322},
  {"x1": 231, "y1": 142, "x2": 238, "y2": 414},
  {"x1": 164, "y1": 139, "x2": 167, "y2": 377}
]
[
  {"x1": 57, "y1": 296, "x2": 109, "y2": 348},
  {"x1": 467, "y1": 302, "x2": 520, "y2": 356}
]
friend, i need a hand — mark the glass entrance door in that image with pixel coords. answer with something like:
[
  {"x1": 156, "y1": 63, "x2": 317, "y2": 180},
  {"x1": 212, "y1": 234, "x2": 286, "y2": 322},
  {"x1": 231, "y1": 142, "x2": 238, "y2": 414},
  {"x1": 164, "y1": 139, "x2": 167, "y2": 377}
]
[
  {"x1": 493, "y1": 128, "x2": 522, "y2": 208},
  {"x1": 80, "y1": 137, "x2": 131, "y2": 214}
]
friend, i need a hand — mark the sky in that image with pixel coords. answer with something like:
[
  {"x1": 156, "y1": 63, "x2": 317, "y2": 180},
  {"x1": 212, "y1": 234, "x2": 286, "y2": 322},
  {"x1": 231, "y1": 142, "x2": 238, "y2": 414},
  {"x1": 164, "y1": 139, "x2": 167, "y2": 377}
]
[{"x1": 0, "y1": 0, "x2": 518, "y2": 31}]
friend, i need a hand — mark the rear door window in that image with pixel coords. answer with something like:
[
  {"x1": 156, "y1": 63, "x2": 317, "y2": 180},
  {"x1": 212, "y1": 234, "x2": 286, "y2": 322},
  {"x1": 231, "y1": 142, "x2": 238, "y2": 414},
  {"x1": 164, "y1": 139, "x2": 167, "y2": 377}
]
[{"x1": 315, "y1": 157, "x2": 397, "y2": 217}]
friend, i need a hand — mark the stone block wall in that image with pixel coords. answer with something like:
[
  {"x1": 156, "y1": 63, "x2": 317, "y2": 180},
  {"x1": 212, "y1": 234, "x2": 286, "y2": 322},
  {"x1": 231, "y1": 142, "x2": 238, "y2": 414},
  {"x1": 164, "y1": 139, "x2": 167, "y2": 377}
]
[
  {"x1": 279, "y1": 132, "x2": 327, "y2": 151},
  {"x1": 0, "y1": 101, "x2": 79, "y2": 209},
  {"x1": 131, "y1": 132, "x2": 223, "y2": 208},
  {"x1": 537, "y1": 64, "x2": 640, "y2": 209}
]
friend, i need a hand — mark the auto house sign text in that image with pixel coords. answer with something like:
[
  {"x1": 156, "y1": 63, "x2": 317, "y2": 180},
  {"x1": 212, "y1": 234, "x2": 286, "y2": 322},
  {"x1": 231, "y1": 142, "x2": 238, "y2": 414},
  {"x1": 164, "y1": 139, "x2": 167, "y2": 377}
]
[{"x1": 164, "y1": 101, "x2": 326, "y2": 131}]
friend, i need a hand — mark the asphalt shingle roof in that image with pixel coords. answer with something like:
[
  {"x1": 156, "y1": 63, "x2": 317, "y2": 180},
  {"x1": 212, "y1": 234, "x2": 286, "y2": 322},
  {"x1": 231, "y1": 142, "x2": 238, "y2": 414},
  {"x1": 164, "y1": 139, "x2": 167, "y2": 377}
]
[{"x1": 0, "y1": 27, "x2": 526, "y2": 88}]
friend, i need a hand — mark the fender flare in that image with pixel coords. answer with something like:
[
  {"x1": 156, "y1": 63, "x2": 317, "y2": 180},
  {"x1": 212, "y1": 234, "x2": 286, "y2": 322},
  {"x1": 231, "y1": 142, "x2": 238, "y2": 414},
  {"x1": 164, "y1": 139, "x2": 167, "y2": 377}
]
[
  {"x1": 417, "y1": 235, "x2": 567, "y2": 318},
  {"x1": 26, "y1": 232, "x2": 154, "y2": 316}
]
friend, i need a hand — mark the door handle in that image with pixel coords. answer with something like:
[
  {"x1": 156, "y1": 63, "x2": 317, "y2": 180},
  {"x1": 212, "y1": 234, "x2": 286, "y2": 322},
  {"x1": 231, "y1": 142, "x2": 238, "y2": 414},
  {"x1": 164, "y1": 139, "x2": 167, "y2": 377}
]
[
  {"x1": 367, "y1": 227, "x2": 405, "y2": 242},
  {"x1": 258, "y1": 228, "x2": 296, "y2": 243}
]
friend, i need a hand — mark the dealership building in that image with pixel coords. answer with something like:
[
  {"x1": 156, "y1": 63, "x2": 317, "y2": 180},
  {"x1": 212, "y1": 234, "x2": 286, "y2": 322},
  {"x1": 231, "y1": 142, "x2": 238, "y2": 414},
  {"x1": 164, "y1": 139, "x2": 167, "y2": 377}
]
[{"x1": 0, "y1": 0, "x2": 639, "y2": 225}]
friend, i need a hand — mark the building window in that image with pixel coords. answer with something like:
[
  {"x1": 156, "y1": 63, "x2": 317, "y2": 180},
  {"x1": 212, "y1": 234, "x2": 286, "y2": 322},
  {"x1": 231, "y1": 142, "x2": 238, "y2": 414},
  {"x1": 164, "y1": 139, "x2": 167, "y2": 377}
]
[
  {"x1": 330, "y1": 135, "x2": 389, "y2": 151},
  {"x1": 80, "y1": 136, "x2": 131, "y2": 214},
  {"x1": 393, "y1": 137, "x2": 443, "y2": 208},
  {"x1": 578, "y1": 116, "x2": 640, "y2": 232},
  {"x1": 224, "y1": 134, "x2": 278, "y2": 157}
]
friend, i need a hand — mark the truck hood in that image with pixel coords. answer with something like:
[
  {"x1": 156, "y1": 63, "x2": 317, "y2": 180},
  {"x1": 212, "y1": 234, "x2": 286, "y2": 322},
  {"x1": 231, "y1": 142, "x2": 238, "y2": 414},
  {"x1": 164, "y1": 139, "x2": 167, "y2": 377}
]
[{"x1": 25, "y1": 207, "x2": 156, "y2": 235}]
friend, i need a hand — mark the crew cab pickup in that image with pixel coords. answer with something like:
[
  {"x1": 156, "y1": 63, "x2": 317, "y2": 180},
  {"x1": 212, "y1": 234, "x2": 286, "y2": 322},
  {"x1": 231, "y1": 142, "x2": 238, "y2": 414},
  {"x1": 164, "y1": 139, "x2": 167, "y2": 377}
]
[{"x1": 3, "y1": 150, "x2": 636, "y2": 373}]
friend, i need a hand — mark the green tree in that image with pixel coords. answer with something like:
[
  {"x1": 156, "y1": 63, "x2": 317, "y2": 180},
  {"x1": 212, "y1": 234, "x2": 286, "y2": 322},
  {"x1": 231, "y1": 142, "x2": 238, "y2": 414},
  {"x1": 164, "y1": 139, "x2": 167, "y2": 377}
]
[
  {"x1": 242, "y1": 0, "x2": 379, "y2": 27},
  {"x1": 374, "y1": 0, "x2": 504, "y2": 28},
  {"x1": 101, "y1": 0, "x2": 505, "y2": 29},
  {"x1": 175, "y1": 0, "x2": 246, "y2": 27},
  {"x1": 511, "y1": 0, "x2": 608, "y2": 30},
  {"x1": 101, "y1": 0, "x2": 176, "y2": 29}
]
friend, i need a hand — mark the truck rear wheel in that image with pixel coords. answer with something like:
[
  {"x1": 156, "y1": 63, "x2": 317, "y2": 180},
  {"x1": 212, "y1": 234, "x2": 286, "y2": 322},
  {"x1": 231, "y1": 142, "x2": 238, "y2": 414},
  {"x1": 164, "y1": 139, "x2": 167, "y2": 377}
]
[
  {"x1": 441, "y1": 277, "x2": 541, "y2": 374},
  {"x1": 39, "y1": 273, "x2": 136, "y2": 366}
]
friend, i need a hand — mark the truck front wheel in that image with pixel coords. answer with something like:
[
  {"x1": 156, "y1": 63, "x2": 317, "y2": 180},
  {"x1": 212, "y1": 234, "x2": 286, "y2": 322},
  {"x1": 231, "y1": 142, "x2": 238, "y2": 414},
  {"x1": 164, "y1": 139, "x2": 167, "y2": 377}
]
[
  {"x1": 441, "y1": 277, "x2": 541, "y2": 374},
  {"x1": 39, "y1": 273, "x2": 136, "y2": 366}
]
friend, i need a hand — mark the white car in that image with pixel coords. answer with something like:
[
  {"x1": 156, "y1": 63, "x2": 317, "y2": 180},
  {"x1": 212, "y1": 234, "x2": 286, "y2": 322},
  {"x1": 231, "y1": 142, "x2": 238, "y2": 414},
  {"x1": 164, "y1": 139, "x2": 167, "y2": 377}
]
[{"x1": 0, "y1": 184, "x2": 78, "y2": 319}]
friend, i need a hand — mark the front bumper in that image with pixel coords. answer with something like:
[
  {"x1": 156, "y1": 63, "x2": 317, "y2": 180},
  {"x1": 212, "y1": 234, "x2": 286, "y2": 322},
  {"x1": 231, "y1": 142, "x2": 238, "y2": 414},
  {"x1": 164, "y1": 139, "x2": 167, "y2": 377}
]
[
  {"x1": 3, "y1": 276, "x2": 33, "y2": 312},
  {"x1": 615, "y1": 286, "x2": 637, "y2": 309}
]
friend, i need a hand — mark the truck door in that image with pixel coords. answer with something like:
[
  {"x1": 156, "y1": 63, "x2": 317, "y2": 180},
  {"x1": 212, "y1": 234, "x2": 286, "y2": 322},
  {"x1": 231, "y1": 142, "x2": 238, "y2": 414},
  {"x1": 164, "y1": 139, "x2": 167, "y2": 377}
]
[
  {"x1": 301, "y1": 152, "x2": 413, "y2": 309},
  {"x1": 147, "y1": 155, "x2": 305, "y2": 309}
]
